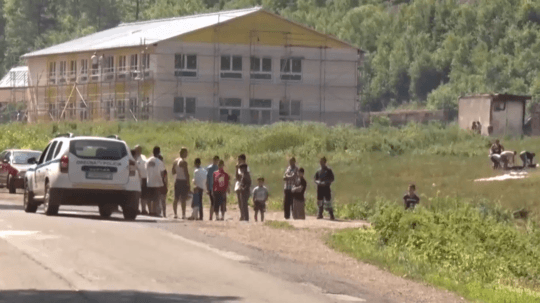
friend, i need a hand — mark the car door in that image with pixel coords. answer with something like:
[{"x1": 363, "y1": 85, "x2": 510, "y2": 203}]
[{"x1": 34, "y1": 143, "x2": 53, "y2": 195}]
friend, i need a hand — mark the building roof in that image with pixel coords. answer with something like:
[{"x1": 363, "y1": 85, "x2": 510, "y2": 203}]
[
  {"x1": 22, "y1": 7, "x2": 358, "y2": 59},
  {"x1": 460, "y1": 93, "x2": 531, "y2": 102},
  {"x1": 0, "y1": 66, "x2": 29, "y2": 88},
  {"x1": 22, "y1": 7, "x2": 260, "y2": 58}
]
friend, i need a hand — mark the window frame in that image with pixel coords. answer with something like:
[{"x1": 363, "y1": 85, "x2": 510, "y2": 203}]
[
  {"x1": 173, "y1": 97, "x2": 197, "y2": 115},
  {"x1": 142, "y1": 53, "x2": 150, "y2": 70},
  {"x1": 279, "y1": 100, "x2": 302, "y2": 120},
  {"x1": 130, "y1": 54, "x2": 138, "y2": 71},
  {"x1": 219, "y1": 98, "x2": 242, "y2": 122},
  {"x1": 220, "y1": 55, "x2": 243, "y2": 79},
  {"x1": 59, "y1": 61, "x2": 67, "y2": 77},
  {"x1": 48, "y1": 62, "x2": 56, "y2": 78},
  {"x1": 250, "y1": 57, "x2": 272, "y2": 80},
  {"x1": 118, "y1": 56, "x2": 127, "y2": 72},
  {"x1": 80, "y1": 59, "x2": 88, "y2": 75},
  {"x1": 174, "y1": 54, "x2": 197, "y2": 77},
  {"x1": 249, "y1": 99, "x2": 272, "y2": 125},
  {"x1": 280, "y1": 58, "x2": 302, "y2": 81},
  {"x1": 69, "y1": 60, "x2": 77, "y2": 78}
]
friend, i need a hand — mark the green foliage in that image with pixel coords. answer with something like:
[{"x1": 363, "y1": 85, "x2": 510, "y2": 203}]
[
  {"x1": 264, "y1": 220, "x2": 295, "y2": 230},
  {"x1": 330, "y1": 196, "x2": 540, "y2": 302}
]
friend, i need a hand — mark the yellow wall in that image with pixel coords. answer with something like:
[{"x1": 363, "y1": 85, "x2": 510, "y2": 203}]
[{"x1": 179, "y1": 11, "x2": 353, "y2": 49}]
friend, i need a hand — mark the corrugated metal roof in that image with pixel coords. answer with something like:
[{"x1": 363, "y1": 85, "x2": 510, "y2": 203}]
[
  {"x1": 0, "y1": 66, "x2": 29, "y2": 88},
  {"x1": 22, "y1": 7, "x2": 262, "y2": 58}
]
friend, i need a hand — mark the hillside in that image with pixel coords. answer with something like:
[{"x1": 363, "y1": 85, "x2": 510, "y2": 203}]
[{"x1": 1, "y1": 0, "x2": 540, "y2": 112}]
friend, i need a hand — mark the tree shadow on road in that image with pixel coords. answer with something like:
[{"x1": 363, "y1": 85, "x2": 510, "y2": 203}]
[
  {"x1": 0, "y1": 290, "x2": 242, "y2": 303},
  {"x1": 0, "y1": 203, "x2": 23, "y2": 211}
]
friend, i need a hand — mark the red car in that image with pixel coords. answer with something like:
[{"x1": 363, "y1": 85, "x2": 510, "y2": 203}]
[{"x1": 0, "y1": 149, "x2": 42, "y2": 194}]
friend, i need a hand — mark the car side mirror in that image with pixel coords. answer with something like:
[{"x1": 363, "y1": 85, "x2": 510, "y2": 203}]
[{"x1": 27, "y1": 157, "x2": 36, "y2": 164}]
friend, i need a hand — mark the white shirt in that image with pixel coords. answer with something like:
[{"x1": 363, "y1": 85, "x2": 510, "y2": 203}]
[
  {"x1": 146, "y1": 156, "x2": 166, "y2": 188},
  {"x1": 136, "y1": 154, "x2": 148, "y2": 179},
  {"x1": 193, "y1": 167, "x2": 207, "y2": 191}
]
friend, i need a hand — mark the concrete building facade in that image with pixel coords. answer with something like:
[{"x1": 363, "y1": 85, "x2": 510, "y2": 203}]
[
  {"x1": 458, "y1": 94, "x2": 530, "y2": 137},
  {"x1": 20, "y1": 7, "x2": 362, "y2": 125}
]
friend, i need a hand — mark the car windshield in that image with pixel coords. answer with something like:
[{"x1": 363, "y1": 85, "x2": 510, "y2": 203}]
[
  {"x1": 70, "y1": 140, "x2": 127, "y2": 161},
  {"x1": 12, "y1": 152, "x2": 42, "y2": 164}
]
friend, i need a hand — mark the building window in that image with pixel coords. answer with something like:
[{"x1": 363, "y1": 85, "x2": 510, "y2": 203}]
[
  {"x1": 494, "y1": 101, "x2": 506, "y2": 112},
  {"x1": 130, "y1": 54, "x2": 138, "y2": 71},
  {"x1": 220, "y1": 55, "x2": 242, "y2": 79},
  {"x1": 69, "y1": 61, "x2": 77, "y2": 78},
  {"x1": 103, "y1": 56, "x2": 114, "y2": 73},
  {"x1": 279, "y1": 100, "x2": 301, "y2": 120},
  {"x1": 219, "y1": 98, "x2": 242, "y2": 122},
  {"x1": 174, "y1": 54, "x2": 197, "y2": 77},
  {"x1": 173, "y1": 97, "x2": 196, "y2": 115},
  {"x1": 249, "y1": 99, "x2": 272, "y2": 125},
  {"x1": 48, "y1": 62, "x2": 56, "y2": 78},
  {"x1": 142, "y1": 54, "x2": 150, "y2": 70},
  {"x1": 59, "y1": 61, "x2": 67, "y2": 77},
  {"x1": 250, "y1": 57, "x2": 272, "y2": 80},
  {"x1": 80, "y1": 59, "x2": 88, "y2": 75},
  {"x1": 118, "y1": 56, "x2": 127, "y2": 72},
  {"x1": 280, "y1": 58, "x2": 302, "y2": 81}
]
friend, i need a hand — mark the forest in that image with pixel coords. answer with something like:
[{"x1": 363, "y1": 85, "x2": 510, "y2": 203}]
[{"x1": 1, "y1": 0, "x2": 540, "y2": 112}]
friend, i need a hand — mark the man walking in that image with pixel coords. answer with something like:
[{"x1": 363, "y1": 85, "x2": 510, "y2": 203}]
[
  {"x1": 134, "y1": 145, "x2": 148, "y2": 215},
  {"x1": 145, "y1": 147, "x2": 167, "y2": 217},
  {"x1": 213, "y1": 160, "x2": 230, "y2": 221},
  {"x1": 172, "y1": 148, "x2": 190, "y2": 219},
  {"x1": 283, "y1": 157, "x2": 298, "y2": 219},
  {"x1": 190, "y1": 158, "x2": 207, "y2": 220},
  {"x1": 314, "y1": 157, "x2": 335, "y2": 220},
  {"x1": 206, "y1": 156, "x2": 220, "y2": 220}
]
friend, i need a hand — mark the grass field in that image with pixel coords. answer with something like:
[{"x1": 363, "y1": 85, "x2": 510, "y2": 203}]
[{"x1": 5, "y1": 120, "x2": 540, "y2": 302}]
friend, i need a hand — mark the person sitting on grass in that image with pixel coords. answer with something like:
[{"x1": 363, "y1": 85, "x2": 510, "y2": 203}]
[
  {"x1": 403, "y1": 184, "x2": 420, "y2": 210},
  {"x1": 252, "y1": 177, "x2": 269, "y2": 222}
]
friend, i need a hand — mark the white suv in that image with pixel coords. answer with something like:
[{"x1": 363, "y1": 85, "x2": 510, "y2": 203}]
[{"x1": 24, "y1": 134, "x2": 141, "y2": 220}]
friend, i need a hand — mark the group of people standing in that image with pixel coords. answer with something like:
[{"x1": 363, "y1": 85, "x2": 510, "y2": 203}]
[
  {"x1": 489, "y1": 139, "x2": 536, "y2": 170},
  {"x1": 130, "y1": 145, "x2": 337, "y2": 222}
]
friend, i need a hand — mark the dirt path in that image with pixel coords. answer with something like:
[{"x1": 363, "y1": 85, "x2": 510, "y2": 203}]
[{"x1": 162, "y1": 202, "x2": 466, "y2": 303}]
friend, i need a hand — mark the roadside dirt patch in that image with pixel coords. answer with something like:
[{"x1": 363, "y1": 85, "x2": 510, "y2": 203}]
[{"x1": 164, "y1": 203, "x2": 466, "y2": 303}]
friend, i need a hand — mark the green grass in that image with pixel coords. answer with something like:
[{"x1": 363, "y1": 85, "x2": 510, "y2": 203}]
[
  {"x1": 264, "y1": 220, "x2": 295, "y2": 230},
  {"x1": 329, "y1": 197, "x2": 540, "y2": 303},
  {"x1": 6, "y1": 120, "x2": 540, "y2": 301}
]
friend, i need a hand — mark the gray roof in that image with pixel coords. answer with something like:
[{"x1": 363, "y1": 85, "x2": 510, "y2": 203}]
[
  {"x1": 22, "y1": 7, "x2": 262, "y2": 58},
  {"x1": 0, "y1": 66, "x2": 29, "y2": 88}
]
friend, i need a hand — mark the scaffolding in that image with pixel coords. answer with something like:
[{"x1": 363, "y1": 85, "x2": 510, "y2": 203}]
[{"x1": 21, "y1": 14, "x2": 359, "y2": 124}]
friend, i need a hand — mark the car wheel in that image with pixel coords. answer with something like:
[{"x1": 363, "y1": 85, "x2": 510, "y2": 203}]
[
  {"x1": 122, "y1": 194, "x2": 138, "y2": 221},
  {"x1": 8, "y1": 175, "x2": 16, "y2": 194},
  {"x1": 23, "y1": 181, "x2": 38, "y2": 213},
  {"x1": 43, "y1": 183, "x2": 59, "y2": 216},
  {"x1": 99, "y1": 204, "x2": 114, "y2": 218}
]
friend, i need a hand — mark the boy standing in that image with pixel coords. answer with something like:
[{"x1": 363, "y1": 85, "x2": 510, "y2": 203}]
[
  {"x1": 403, "y1": 184, "x2": 420, "y2": 210},
  {"x1": 314, "y1": 157, "x2": 335, "y2": 220},
  {"x1": 238, "y1": 163, "x2": 251, "y2": 222},
  {"x1": 172, "y1": 148, "x2": 190, "y2": 219},
  {"x1": 190, "y1": 158, "x2": 207, "y2": 220},
  {"x1": 292, "y1": 168, "x2": 307, "y2": 220},
  {"x1": 157, "y1": 154, "x2": 168, "y2": 218},
  {"x1": 235, "y1": 154, "x2": 250, "y2": 220},
  {"x1": 213, "y1": 160, "x2": 230, "y2": 221},
  {"x1": 206, "y1": 156, "x2": 220, "y2": 220},
  {"x1": 252, "y1": 177, "x2": 269, "y2": 222}
]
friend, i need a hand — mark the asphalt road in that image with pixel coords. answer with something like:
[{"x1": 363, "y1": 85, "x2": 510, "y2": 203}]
[{"x1": 0, "y1": 191, "x2": 391, "y2": 303}]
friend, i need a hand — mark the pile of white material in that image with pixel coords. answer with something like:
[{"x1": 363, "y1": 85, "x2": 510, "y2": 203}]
[{"x1": 474, "y1": 171, "x2": 529, "y2": 182}]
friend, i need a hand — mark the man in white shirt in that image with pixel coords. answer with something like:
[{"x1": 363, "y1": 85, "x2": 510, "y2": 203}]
[
  {"x1": 190, "y1": 158, "x2": 207, "y2": 220},
  {"x1": 134, "y1": 145, "x2": 149, "y2": 215},
  {"x1": 500, "y1": 150, "x2": 517, "y2": 170},
  {"x1": 145, "y1": 146, "x2": 167, "y2": 217}
]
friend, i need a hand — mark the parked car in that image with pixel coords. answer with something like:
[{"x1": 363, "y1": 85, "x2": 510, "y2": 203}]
[
  {"x1": 24, "y1": 134, "x2": 141, "y2": 220},
  {"x1": 0, "y1": 149, "x2": 42, "y2": 194}
]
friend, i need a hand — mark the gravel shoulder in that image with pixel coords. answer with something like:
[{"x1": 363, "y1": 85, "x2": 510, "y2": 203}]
[{"x1": 164, "y1": 202, "x2": 467, "y2": 303}]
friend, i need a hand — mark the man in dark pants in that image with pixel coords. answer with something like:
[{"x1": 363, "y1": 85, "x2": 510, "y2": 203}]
[
  {"x1": 314, "y1": 157, "x2": 335, "y2": 220},
  {"x1": 206, "y1": 156, "x2": 220, "y2": 220},
  {"x1": 238, "y1": 164, "x2": 251, "y2": 222},
  {"x1": 282, "y1": 157, "x2": 298, "y2": 219},
  {"x1": 235, "y1": 154, "x2": 249, "y2": 221},
  {"x1": 520, "y1": 151, "x2": 536, "y2": 168}
]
